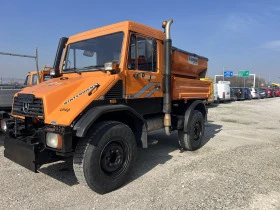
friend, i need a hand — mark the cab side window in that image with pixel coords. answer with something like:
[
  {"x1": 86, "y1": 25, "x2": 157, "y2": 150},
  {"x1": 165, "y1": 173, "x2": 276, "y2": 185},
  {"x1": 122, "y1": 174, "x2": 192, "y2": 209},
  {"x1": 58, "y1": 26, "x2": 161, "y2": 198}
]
[
  {"x1": 32, "y1": 74, "x2": 38, "y2": 85},
  {"x1": 128, "y1": 34, "x2": 157, "y2": 72},
  {"x1": 24, "y1": 75, "x2": 30, "y2": 85}
]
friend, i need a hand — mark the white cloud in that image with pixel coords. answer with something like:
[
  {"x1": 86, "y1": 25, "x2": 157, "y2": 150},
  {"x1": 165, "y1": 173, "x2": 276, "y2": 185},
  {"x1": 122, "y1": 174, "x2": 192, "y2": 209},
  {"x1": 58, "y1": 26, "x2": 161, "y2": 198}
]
[
  {"x1": 224, "y1": 13, "x2": 259, "y2": 33},
  {"x1": 262, "y1": 40, "x2": 280, "y2": 51}
]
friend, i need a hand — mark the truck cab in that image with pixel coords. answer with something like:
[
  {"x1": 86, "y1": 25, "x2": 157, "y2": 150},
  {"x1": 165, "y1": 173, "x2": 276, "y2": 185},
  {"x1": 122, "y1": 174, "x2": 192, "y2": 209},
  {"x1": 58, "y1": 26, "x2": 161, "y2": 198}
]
[
  {"x1": 24, "y1": 67, "x2": 52, "y2": 86},
  {"x1": 4, "y1": 20, "x2": 210, "y2": 194}
]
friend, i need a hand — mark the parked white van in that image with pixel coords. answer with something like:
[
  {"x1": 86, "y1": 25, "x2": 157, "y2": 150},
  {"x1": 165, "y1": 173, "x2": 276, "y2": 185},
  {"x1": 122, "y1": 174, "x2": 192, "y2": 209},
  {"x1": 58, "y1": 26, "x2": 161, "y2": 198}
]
[
  {"x1": 214, "y1": 83, "x2": 218, "y2": 102},
  {"x1": 216, "y1": 81, "x2": 231, "y2": 102}
]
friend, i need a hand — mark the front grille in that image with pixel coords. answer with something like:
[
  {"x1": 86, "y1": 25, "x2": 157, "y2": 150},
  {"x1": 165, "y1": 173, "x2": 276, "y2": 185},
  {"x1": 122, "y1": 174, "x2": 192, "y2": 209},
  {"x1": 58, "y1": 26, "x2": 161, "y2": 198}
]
[
  {"x1": 105, "y1": 80, "x2": 123, "y2": 99},
  {"x1": 13, "y1": 96, "x2": 44, "y2": 117}
]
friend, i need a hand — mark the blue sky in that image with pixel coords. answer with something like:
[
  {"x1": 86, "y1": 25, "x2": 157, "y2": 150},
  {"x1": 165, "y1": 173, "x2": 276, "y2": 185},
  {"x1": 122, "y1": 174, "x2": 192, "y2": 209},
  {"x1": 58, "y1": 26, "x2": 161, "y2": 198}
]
[{"x1": 0, "y1": 0, "x2": 279, "y2": 83}]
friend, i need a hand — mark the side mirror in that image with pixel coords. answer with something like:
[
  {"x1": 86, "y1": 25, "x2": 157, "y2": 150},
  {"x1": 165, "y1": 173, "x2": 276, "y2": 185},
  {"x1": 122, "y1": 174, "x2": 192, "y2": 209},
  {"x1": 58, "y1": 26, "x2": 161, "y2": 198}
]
[{"x1": 104, "y1": 62, "x2": 119, "y2": 72}]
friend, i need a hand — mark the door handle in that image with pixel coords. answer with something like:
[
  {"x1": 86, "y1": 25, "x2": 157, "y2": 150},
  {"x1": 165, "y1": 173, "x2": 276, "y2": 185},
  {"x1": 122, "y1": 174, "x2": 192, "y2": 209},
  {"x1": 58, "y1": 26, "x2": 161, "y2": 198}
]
[{"x1": 133, "y1": 72, "x2": 146, "y2": 79}]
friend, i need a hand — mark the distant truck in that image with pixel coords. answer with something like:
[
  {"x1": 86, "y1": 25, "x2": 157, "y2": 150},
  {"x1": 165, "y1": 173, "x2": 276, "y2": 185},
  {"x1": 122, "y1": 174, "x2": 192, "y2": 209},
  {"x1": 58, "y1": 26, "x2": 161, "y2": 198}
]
[
  {"x1": 3, "y1": 20, "x2": 211, "y2": 194},
  {"x1": 216, "y1": 81, "x2": 231, "y2": 102},
  {"x1": 0, "y1": 68, "x2": 51, "y2": 111},
  {"x1": 24, "y1": 67, "x2": 52, "y2": 86}
]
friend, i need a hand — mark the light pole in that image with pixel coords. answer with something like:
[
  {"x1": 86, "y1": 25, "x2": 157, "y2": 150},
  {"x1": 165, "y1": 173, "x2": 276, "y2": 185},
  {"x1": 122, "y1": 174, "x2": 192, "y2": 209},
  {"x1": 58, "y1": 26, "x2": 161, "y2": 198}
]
[
  {"x1": 0, "y1": 48, "x2": 40, "y2": 83},
  {"x1": 252, "y1": 74, "x2": 256, "y2": 88}
]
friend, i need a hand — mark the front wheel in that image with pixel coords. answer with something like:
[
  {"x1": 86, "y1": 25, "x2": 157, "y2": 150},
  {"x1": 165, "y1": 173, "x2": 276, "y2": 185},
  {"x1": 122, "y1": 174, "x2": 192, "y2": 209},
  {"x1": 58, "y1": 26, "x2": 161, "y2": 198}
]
[
  {"x1": 178, "y1": 110, "x2": 205, "y2": 151},
  {"x1": 73, "y1": 121, "x2": 137, "y2": 194}
]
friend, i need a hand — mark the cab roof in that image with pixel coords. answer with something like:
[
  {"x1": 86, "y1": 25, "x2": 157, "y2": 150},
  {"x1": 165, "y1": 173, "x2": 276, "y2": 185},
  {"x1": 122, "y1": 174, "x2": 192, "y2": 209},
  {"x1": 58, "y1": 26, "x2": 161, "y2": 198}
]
[{"x1": 68, "y1": 20, "x2": 165, "y2": 43}]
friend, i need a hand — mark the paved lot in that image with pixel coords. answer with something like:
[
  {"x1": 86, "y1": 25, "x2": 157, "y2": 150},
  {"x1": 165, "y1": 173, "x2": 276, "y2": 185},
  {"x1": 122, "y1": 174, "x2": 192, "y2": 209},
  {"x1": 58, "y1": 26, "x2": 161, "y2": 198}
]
[{"x1": 1, "y1": 98, "x2": 280, "y2": 209}]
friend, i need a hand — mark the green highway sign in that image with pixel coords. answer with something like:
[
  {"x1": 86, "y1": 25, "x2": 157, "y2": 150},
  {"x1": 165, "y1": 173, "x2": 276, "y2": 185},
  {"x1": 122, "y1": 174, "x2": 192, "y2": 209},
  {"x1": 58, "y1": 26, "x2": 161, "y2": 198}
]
[{"x1": 238, "y1": 70, "x2": 250, "y2": 77}]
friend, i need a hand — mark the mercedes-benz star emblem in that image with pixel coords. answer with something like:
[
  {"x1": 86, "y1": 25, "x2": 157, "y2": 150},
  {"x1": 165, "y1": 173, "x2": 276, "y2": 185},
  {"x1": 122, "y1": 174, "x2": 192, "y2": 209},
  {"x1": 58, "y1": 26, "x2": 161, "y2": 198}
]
[{"x1": 22, "y1": 102, "x2": 30, "y2": 113}]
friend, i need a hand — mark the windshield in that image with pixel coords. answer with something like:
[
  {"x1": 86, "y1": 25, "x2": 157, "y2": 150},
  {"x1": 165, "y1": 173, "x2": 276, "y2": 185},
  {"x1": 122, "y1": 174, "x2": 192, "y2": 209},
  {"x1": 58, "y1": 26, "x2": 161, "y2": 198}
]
[{"x1": 63, "y1": 32, "x2": 124, "y2": 73}]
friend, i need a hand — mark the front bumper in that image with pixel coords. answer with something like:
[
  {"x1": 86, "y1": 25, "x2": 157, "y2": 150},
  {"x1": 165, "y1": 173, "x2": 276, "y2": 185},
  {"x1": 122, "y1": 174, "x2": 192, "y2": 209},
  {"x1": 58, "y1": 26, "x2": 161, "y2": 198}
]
[{"x1": 4, "y1": 136, "x2": 55, "y2": 172}]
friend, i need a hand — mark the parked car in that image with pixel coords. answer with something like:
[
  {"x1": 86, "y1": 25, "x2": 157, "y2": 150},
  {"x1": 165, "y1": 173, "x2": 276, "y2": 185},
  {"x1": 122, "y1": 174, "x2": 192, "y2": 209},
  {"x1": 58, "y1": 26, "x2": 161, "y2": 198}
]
[
  {"x1": 249, "y1": 88, "x2": 260, "y2": 99},
  {"x1": 257, "y1": 88, "x2": 266, "y2": 99},
  {"x1": 243, "y1": 87, "x2": 252, "y2": 100},
  {"x1": 273, "y1": 88, "x2": 280, "y2": 97},
  {"x1": 264, "y1": 88, "x2": 274, "y2": 98},
  {"x1": 230, "y1": 88, "x2": 237, "y2": 101},
  {"x1": 231, "y1": 87, "x2": 245, "y2": 100}
]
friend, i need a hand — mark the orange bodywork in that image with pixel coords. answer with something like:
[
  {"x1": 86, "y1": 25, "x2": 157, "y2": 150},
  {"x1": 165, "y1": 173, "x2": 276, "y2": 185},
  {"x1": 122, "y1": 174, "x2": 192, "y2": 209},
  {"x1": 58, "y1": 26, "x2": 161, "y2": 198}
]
[
  {"x1": 200, "y1": 78, "x2": 214, "y2": 103},
  {"x1": 172, "y1": 50, "x2": 208, "y2": 79},
  {"x1": 12, "y1": 20, "x2": 210, "y2": 126}
]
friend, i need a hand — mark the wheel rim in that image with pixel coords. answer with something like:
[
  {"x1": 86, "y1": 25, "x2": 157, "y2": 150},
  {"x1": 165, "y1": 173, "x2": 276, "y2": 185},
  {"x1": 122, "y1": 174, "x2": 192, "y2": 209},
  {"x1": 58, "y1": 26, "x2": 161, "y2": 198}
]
[
  {"x1": 100, "y1": 140, "x2": 129, "y2": 177},
  {"x1": 193, "y1": 121, "x2": 202, "y2": 141}
]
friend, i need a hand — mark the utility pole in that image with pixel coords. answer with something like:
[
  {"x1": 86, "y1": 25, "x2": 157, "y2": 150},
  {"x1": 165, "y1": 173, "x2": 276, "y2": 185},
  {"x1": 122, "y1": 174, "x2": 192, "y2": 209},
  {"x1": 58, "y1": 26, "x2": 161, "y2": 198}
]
[
  {"x1": 252, "y1": 74, "x2": 256, "y2": 88},
  {"x1": 0, "y1": 48, "x2": 40, "y2": 83}
]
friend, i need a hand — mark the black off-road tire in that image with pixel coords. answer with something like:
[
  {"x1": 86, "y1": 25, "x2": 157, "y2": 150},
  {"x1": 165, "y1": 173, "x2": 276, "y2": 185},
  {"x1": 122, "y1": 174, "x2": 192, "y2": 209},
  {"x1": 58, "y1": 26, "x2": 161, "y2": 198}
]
[
  {"x1": 73, "y1": 121, "x2": 137, "y2": 194},
  {"x1": 178, "y1": 110, "x2": 205, "y2": 151}
]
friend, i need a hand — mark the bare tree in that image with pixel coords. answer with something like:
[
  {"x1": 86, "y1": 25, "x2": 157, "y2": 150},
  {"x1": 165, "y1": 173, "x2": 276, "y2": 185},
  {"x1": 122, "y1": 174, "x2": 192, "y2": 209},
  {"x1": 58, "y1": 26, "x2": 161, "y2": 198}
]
[{"x1": 215, "y1": 76, "x2": 267, "y2": 88}]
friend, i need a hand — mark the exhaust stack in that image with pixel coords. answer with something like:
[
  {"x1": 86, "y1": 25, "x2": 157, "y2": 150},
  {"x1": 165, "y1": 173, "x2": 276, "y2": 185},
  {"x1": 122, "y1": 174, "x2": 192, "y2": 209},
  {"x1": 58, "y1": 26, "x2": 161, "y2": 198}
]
[{"x1": 162, "y1": 19, "x2": 173, "y2": 135}]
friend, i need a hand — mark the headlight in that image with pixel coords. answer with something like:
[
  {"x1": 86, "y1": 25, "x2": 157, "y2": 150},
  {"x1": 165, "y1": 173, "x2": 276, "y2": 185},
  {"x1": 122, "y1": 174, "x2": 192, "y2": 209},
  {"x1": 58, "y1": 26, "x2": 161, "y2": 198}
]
[
  {"x1": 46, "y1": 133, "x2": 62, "y2": 149},
  {"x1": 0, "y1": 120, "x2": 7, "y2": 132}
]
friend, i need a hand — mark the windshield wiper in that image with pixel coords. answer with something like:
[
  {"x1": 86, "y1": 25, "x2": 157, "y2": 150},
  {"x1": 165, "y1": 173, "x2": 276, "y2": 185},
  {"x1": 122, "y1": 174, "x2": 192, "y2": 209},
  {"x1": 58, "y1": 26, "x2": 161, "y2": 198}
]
[{"x1": 63, "y1": 68, "x2": 81, "y2": 75}]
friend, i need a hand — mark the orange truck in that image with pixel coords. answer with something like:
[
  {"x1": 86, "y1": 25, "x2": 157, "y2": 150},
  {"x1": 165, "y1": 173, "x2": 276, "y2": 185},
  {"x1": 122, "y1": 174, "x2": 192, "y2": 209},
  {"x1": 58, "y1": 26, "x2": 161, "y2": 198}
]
[
  {"x1": 0, "y1": 68, "x2": 51, "y2": 111},
  {"x1": 24, "y1": 66, "x2": 52, "y2": 86},
  {"x1": 3, "y1": 20, "x2": 210, "y2": 194}
]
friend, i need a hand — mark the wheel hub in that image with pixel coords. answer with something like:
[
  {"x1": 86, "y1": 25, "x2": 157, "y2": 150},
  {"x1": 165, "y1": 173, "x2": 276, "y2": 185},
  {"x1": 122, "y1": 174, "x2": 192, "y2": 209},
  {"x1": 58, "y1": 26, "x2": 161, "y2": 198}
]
[
  {"x1": 193, "y1": 122, "x2": 202, "y2": 141},
  {"x1": 100, "y1": 142, "x2": 125, "y2": 174}
]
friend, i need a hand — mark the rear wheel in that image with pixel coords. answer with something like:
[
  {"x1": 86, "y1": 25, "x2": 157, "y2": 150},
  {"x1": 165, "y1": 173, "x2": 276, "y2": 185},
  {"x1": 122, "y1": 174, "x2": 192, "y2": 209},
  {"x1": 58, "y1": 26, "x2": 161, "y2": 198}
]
[
  {"x1": 178, "y1": 110, "x2": 205, "y2": 151},
  {"x1": 73, "y1": 121, "x2": 137, "y2": 194}
]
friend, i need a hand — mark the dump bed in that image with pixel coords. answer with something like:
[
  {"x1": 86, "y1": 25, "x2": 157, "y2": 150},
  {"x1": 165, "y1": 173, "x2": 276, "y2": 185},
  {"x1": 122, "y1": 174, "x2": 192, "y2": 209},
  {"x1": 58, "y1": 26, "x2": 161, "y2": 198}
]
[
  {"x1": 172, "y1": 47, "x2": 208, "y2": 79},
  {"x1": 171, "y1": 47, "x2": 210, "y2": 101},
  {"x1": 200, "y1": 78, "x2": 214, "y2": 103}
]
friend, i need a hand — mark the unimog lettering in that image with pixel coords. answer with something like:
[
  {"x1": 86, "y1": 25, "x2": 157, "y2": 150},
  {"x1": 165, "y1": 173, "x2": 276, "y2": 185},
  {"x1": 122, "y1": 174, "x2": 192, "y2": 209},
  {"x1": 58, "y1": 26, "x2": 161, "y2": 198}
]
[{"x1": 63, "y1": 84, "x2": 99, "y2": 105}]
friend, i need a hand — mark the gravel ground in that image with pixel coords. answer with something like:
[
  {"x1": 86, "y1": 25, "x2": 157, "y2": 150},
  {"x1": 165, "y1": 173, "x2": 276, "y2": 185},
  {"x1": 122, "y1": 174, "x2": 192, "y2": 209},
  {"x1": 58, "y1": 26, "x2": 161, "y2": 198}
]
[{"x1": 1, "y1": 98, "x2": 280, "y2": 209}]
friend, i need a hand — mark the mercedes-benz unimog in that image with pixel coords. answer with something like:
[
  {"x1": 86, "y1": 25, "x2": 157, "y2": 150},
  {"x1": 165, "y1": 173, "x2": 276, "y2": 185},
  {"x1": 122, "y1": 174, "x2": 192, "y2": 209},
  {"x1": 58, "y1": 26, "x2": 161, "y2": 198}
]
[
  {"x1": 0, "y1": 67, "x2": 51, "y2": 111},
  {"x1": 0, "y1": 67, "x2": 51, "y2": 130},
  {"x1": 4, "y1": 19, "x2": 211, "y2": 194},
  {"x1": 23, "y1": 66, "x2": 52, "y2": 86}
]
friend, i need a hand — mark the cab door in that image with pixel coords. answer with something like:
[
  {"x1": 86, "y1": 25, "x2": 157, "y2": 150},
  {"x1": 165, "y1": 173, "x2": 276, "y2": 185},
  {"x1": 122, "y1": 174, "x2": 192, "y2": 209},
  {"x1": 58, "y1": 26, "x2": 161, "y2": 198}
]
[{"x1": 125, "y1": 34, "x2": 162, "y2": 99}]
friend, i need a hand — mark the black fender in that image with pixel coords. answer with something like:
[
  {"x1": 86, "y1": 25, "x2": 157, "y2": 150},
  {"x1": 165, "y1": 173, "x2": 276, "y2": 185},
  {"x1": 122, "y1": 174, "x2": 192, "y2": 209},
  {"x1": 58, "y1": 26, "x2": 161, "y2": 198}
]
[
  {"x1": 73, "y1": 104, "x2": 148, "y2": 148},
  {"x1": 183, "y1": 100, "x2": 207, "y2": 133}
]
